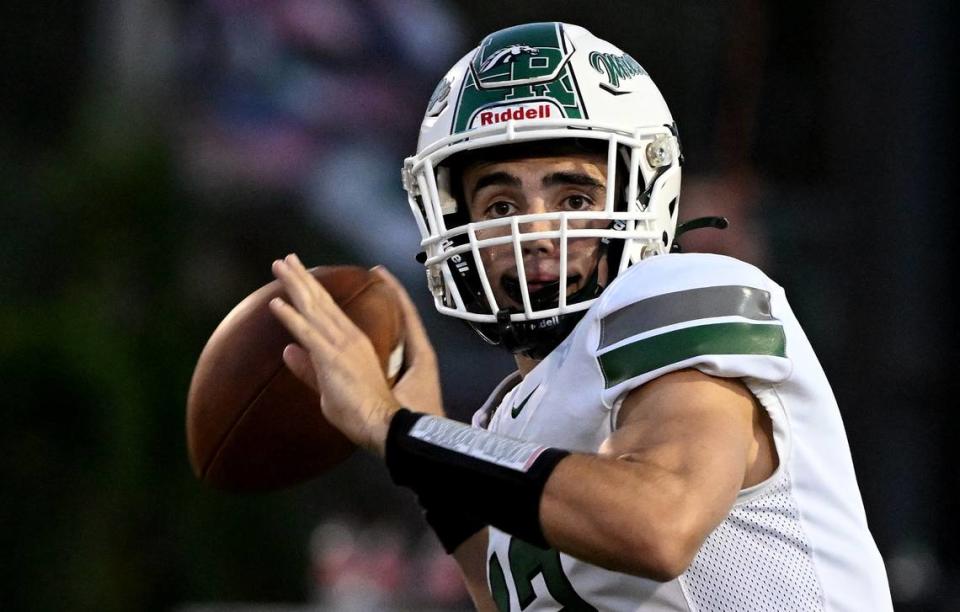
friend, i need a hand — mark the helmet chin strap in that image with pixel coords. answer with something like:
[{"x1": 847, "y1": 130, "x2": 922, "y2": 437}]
[
  {"x1": 670, "y1": 216, "x2": 729, "y2": 252},
  {"x1": 492, "y1": 263, "x2": 605, "y2": 358}
]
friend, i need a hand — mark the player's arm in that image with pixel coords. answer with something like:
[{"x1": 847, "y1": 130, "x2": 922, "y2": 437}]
[
  {"x1": 451, "y1": 528, "x2": 498, "y2": 612},
  {"x1": 538, "y1": 368, "x2": 774, "y2": 579},
  {"x1": 382, "y1": 368, "x2": 773, "y2": 582},
  {"x1": 269, "y1": 254, "x2": 773, "y2": 580}
]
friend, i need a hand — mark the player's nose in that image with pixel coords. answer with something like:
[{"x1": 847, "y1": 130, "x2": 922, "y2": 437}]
[{"x1": 520, "y1": 205, "x2": 559, "y2": 256}]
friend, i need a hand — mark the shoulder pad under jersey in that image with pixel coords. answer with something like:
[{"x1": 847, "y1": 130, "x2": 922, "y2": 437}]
[{"x1": 591, "y1": 253, "x2": 793, "y2": 409}]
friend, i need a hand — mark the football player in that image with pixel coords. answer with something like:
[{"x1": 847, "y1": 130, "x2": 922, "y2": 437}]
[{"x1": 269, "y1": 22, "x2": 893, "y2": 611}]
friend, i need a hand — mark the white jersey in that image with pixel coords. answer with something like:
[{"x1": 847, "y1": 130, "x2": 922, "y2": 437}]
[{"x1": 472, "y1": 253, "x2": 891, "y2": 612}]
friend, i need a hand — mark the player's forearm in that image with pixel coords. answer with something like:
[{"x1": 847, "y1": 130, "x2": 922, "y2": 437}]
[
  {"x1": 539, "y1": 452, "x2": 728, "y2": 580},
  {"x1": 385, "y1": 409, "x2": 737, "y2": 582}
]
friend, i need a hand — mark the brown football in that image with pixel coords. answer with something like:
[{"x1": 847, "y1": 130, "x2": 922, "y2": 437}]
[{"x1": 186, "y1": 265, "x2": 404, "y2": 492}]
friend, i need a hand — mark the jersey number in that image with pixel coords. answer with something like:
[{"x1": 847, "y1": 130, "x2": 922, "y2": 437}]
[{"x1": 488, "y1": 537, "x2": 596, "y2": 611}]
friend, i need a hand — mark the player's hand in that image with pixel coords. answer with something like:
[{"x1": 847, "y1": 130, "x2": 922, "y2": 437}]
[
  {"x1": 269, "y1": 253, "x2": 400, "y2": 456},
  {"x1": 371, "y1": 265, "x2": 444, "y2": 417}
]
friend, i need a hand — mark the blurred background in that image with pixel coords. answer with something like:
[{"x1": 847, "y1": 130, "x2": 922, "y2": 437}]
[{"x1": 1, "y1": 1, "x2": 955, "y2": 610}]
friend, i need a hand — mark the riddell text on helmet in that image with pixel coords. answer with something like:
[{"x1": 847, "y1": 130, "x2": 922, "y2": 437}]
[{"x1": 472, "y1": 103, "x2": 554, "y2": 128}]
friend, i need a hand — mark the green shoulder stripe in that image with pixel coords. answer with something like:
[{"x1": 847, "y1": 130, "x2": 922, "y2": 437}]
[{"x1": 597, "y1": 322, "x2": 786, "y2": 389}]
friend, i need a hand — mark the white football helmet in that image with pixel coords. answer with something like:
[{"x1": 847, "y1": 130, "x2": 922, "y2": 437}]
[{"x1": 402, "y1": 22, "x2": 682, "y2": 355}]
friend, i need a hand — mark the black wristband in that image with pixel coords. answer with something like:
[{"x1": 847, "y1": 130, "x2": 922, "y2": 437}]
[
  {"x1": 385, "y1": 408, "x2": 569, "y2": 549},
  {"x1": 419, "y1": 493, "x2": 486, "y2": 554},
  {"x1": 413, "y1": 443, "x2": 488, "y2": 554}
]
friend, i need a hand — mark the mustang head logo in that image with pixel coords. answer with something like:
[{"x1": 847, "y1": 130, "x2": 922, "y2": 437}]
[
  {"x1": 426, "y1": 77, "x2": 452, "y2": 117},
  {"x1": 479, "y1": 45, "x2": 540, "y2": 73}
]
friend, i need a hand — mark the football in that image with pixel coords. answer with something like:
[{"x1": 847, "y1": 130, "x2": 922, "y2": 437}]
[{"x1": 186, "y1": 265, "x2": 405, "y2": 492}]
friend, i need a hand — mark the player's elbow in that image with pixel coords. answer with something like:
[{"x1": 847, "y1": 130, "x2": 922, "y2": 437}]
[
  {"x1": 620, "y1": 514, "x2": 703, "y2": 581},
  {"x1": 643, "y1": 543, "x2": 696, "y2": 582},
  {"x1": 638, "y1": 533, "x2": 699, "y2": 581}
]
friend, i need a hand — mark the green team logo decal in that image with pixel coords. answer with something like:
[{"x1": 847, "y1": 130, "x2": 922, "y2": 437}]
[
  {"x1": 588, "y1": 51, "x2": 647, "y2": 94},
  {"x1": 452, "y1": 23, "x2": 586, "y2": 133}
]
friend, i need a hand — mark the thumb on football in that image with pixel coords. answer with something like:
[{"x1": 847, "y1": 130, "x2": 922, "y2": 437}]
[{"x1": 371, "y1": 265, "x2": 436, "y2": 364}]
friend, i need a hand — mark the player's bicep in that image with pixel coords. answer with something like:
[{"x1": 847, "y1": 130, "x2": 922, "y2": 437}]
[{"x1": 600, "y1": 369, "x2": 758, "y2": 516}]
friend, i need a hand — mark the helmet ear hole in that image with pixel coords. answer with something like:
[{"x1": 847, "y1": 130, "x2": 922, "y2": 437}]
[{"x1": 662, "y1": 231, "x2": 669, "y2": 246}]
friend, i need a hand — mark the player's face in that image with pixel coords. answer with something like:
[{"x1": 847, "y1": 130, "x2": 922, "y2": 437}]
[{"x1": 462, "y1": 153, "x2": 610, "y2": 311}]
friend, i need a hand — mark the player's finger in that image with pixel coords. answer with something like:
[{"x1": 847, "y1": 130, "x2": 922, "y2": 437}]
[
  {"x1": 287, "y1": 254, "x2": 341, "y2": 313},
  {"x1": 283, "y1": 255, "x2": 354, "y2": 326},
  {"x1": 283, "y1": 253, "x2": 327, "y2": 301},
  {"x1": 272, "y1": 259, "x2": 319, "y2": 314},
  {"x1": 372, "y1": 266, "x2": 435, "y2": 359},
  {"x1": 272, "y1": 258, "x2": 342, "y2": 333},
  {"x1": 269, "y1": 296, "x2": 332, "y2": 354},
  {"x1": 281, "y1": 343, "x2": 319, "y2": 394},
  {"x1": 271, "y1": 268, "x2": 358, "y2": 352}
]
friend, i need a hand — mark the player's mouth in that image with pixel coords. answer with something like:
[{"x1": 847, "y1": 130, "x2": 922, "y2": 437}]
[{"x1": 502, "y1": 274, "x2": 582, "y2": 309}]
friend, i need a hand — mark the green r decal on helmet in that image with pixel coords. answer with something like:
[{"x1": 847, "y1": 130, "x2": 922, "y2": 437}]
[{"x1": 452, "y1": 23, "x2": 586, "y2": 133}]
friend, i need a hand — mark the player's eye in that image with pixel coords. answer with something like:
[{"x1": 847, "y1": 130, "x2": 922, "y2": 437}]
[
  {"x1": 486, "y1": 201, "x2": 517, "y2": 218},
  {"x1": 564, "y1": 195, "x2": 593, "y2": 211}
]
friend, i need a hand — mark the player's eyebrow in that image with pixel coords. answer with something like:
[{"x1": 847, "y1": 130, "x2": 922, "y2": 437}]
[
  {"x1": 542, "y1": 171, "x2": 605, "y2": 191},
  {"x1": 472, "y1": 171, "x2": 522, "y2": 198}
]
